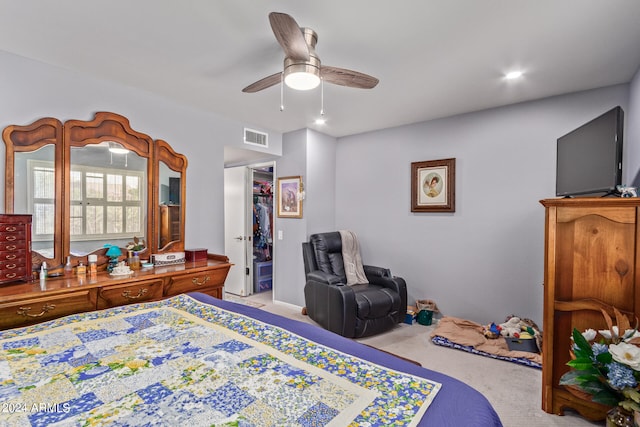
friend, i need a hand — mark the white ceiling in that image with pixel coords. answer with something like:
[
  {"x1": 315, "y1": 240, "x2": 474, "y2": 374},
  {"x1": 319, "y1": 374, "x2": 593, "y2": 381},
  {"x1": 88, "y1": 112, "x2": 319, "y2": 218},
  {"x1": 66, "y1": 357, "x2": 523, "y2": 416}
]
[{"x1": 1, "y1": 1, "x2": 640, "y2": 139}]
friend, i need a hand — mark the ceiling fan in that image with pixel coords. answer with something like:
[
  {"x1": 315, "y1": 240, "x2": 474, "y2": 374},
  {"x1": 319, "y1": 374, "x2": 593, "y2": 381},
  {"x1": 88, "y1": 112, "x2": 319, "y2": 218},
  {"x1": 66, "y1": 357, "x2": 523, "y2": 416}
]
[{"x1": 242, "y1": 12, "x2": 379, "y2": 93}]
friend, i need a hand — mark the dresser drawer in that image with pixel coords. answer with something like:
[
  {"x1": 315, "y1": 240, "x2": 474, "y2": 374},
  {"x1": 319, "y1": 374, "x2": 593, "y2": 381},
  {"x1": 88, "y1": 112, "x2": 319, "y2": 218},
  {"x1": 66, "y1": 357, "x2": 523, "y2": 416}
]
[
  {"x1": 0, "y1": 266, "x2": 27, "y2": 284},
  {"x1": 164, "y1": 269, "x2": 226, "y2": 297},
  {"x1": 0, "y1": 241, "x2": 28, "y2": 252},
  {"x1": 0, "y1": 249, "x2": 26, "y2": 262},
  {"x1": 0, "y1": 232, "x2": 25, "y2": 243},
  {"x1": 0, "y1": 223, "x2": 26, "y2": 233},
  {"x1": 0, "y1": 259, "x2": 25, "y2": 270},
  {"x1": 97, "y1": 279, "x2": 164, "y2": 309},
  {"x1": 0, "y1": 290, "x2": 97, "y2": 330}
]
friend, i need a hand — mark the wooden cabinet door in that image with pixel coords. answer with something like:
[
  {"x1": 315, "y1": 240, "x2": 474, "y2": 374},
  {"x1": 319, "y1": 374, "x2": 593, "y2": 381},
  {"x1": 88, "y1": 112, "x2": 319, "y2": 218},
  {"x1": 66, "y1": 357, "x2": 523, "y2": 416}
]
[{"x1": 543, "y1": 203, "x2": 639, "y2": 420}]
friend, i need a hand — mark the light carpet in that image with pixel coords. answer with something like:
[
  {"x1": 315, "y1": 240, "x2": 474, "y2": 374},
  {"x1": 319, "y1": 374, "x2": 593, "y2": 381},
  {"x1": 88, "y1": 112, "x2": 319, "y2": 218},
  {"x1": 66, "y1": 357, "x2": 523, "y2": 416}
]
[{"x1": 224, "y1": 293, "x2": 265, "y2": 308}]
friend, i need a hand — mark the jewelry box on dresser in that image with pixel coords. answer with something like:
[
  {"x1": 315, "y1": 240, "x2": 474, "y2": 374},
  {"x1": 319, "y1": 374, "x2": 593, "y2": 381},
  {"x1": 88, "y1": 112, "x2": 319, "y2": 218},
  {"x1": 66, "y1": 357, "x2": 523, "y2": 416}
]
[{"x1": 0, "y1": 214, "x2": 32, "y2": 285}]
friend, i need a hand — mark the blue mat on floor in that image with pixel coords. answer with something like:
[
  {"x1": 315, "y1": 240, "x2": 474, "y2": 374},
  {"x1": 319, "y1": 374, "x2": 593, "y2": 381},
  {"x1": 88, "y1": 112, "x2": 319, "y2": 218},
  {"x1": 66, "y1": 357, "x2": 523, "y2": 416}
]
[{"x1": 431, "y1": 335, "x2": 542, "y2": 369}]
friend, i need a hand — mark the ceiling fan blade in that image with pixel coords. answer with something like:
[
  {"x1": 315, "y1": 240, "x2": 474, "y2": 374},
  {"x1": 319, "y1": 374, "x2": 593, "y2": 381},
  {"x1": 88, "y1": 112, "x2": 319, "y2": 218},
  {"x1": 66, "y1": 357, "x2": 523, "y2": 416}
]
[
  {"x1": 269, "y1": 12, "x2": 309, "y2": 61},
  {"x1": 242, "y1": 72, "x2": 282, "y2": 93},
  {"x1": 321, "y1": 66, "x2": 379, "y2": 89}
]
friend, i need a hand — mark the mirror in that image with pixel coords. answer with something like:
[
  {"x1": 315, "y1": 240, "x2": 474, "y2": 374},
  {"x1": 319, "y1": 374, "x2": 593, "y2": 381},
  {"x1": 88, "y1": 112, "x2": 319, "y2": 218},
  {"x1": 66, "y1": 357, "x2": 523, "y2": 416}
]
[
  {"x1": 4, "y1": 113, "x2": 187, "y2": 272},
  {"x1": 158, "y1": 161, "x2": 181, "y2": 249},
  {"x1": 69, "y1": 144, "x2": 148, "y2": 256},
  {"x1": 14, "y1": 145, "x2": 56, "y2": 259}
]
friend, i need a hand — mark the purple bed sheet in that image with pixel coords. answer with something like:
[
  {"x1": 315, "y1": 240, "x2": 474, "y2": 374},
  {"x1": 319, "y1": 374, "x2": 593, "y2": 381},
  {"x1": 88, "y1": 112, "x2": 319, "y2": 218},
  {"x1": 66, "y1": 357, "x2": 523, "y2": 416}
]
[{"x1": 189, "y1": 292, "x2": 503, "y2": 427}]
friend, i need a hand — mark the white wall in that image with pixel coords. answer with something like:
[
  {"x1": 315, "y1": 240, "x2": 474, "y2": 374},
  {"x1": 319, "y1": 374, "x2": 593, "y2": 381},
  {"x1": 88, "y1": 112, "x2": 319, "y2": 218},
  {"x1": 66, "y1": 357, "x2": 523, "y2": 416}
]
[
  {"x1": 0, "y1": 51, "x2": 282, "y2": 257},
  {"x1": 627, "y1": 68, "x2": 640, "y2": 185},
  {"x1": 272, "y1": 129, "x2": 308, "y2": 305},
  {"x1": 306, "y1": 129, "x2": 337, "y2": 235},
  {"x1": 334, "y1": 84, "x2": 630, "y2": 325},
  {"x1": 271, "y1": 129, "x2": 337, "y2": 307}
]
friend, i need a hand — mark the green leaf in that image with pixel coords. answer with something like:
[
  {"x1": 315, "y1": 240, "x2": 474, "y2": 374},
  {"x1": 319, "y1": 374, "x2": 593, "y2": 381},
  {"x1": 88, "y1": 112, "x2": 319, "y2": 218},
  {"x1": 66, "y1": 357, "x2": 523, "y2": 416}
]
[
  {"x1": 572, "y1": 328, "x2": 594, "y2": 356},
  {"x1": 578, "y1": 380, "x2": 610, "y2": 396},
  {"x1": 592, "y1": 389, "x2": 623, "y2": 407},
  {"x1": 596, "y1": 352, "x2": 613, "y2": 364},
  {"x1": 567, "y1": 358, "x2": 597, "y2": 370},
  {"x1": 561, "y1": 370, "x2": 620, "y2": 403},
  {"x1": 560, "y1": 371, "x2": 602, "y2": 388},
  {"x1": 560, "y1": 370, "x2": 583, "y2": 385}
]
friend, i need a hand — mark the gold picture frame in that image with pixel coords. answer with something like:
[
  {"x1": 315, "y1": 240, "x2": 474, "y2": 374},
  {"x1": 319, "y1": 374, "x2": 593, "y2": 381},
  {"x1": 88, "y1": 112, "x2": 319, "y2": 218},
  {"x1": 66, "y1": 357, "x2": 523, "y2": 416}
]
[
  {"x1": 277, "y1": 176, "x2": 303, "y2": 218},
  {"x1": 411, "y1": 158, "x2": 456, "y2": 212}
]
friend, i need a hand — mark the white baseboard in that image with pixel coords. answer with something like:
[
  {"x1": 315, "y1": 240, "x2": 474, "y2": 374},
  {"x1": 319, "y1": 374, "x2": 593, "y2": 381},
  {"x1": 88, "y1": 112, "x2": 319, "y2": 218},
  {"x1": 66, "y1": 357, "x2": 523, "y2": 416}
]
[{"x1": 272, "y1": 299, "x2": 303, "y2": 312}]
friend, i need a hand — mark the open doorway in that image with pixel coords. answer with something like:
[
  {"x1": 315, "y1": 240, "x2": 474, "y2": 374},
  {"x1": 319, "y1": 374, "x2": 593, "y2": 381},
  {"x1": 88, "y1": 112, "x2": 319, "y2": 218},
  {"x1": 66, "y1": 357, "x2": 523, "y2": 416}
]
[
  {"x1": 224, "y1": 162, "x2": 275, "y2": 297},
  {"x1": 251, "y1": 165, "x2": 274, "y2": 295}
]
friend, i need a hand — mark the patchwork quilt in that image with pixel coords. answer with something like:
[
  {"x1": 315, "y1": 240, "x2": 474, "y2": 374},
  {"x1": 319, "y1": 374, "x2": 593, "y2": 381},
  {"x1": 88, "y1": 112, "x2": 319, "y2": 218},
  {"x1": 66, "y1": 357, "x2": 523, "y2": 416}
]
[{"x1": 0, "y1": 294, "x2": 440, "y2": 426}]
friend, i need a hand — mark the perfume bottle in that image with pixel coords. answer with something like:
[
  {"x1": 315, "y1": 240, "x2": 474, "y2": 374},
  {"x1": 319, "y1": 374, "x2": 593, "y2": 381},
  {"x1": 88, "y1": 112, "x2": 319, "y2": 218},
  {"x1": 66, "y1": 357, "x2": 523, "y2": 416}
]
[
  {"x1": 39, "y1": 262, "x2": 47, "y2": 289},
  {"x1": 76, "y1": 261, "x2": 86, "y2": 276},
  {"x1": 88, "y1": 254, "x2": 98, "y2": 275},
  {"x1": 64, "y1": 256, "x2": 73, "y2": 276},
  {"x1": 130, "y1": 251, "x2": 141, "y2": 270},
  {"x1": 40, "y1": 262, "x2": 48, "y2": 279}
]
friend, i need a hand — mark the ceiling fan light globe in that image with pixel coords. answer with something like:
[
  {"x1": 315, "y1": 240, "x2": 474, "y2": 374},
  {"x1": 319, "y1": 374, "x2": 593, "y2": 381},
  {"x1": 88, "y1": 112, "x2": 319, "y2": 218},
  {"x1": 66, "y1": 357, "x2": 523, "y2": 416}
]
[
  {"x1": 108, "y1": 141, "x2": 130, "y2": 154},
  {"x1": 284, "y1": 71, "x2": 320, "y2": 90},
  {"x1": 284, "y1": 57, "x2": 321, "y2": 91}
]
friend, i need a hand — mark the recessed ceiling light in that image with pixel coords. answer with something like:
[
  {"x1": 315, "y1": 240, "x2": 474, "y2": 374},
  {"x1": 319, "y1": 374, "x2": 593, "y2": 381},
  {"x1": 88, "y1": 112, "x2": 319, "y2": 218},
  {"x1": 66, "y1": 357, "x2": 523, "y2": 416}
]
[
  {"x1": 315, "y1": 118, "x2": 326, "y2": 125},
  {"x1": 505, "y1": 71, "x2": 523, "y2": 80}
]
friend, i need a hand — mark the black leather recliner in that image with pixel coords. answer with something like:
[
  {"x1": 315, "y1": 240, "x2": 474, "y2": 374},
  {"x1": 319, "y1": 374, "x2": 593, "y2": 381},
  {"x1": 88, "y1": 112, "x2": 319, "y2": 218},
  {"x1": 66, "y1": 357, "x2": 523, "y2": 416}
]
[{"x1": 302, "y1": 232, "x2": 407, "y2": 338}]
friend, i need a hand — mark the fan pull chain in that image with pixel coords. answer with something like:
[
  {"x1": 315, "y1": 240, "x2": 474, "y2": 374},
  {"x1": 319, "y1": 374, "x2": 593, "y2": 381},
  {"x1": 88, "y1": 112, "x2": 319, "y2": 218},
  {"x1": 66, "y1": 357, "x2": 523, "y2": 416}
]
[
  {"x1": 320, "y1": 77, "x2": 324, "y2": 116},
  {"x1": 280, "y1": 72, "x2": 284, "y2": 111}
]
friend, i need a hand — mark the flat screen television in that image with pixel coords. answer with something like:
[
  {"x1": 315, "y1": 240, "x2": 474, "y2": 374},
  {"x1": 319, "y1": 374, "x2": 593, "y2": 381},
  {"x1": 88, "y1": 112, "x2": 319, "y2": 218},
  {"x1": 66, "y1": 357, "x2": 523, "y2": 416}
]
[{"x1": 556, "y1": 106, "x2": 624, "y2": 197}]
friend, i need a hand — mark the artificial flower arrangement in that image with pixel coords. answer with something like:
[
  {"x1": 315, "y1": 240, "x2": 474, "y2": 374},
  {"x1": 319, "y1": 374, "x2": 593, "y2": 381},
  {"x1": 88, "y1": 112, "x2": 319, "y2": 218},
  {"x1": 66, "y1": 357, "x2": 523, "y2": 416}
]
[
  {"x1": 560, "y1": 307, "x2": 640, "y2": 415},
  {"x1": 126, "y1": 236, "x2": 146, "y2": 252}
]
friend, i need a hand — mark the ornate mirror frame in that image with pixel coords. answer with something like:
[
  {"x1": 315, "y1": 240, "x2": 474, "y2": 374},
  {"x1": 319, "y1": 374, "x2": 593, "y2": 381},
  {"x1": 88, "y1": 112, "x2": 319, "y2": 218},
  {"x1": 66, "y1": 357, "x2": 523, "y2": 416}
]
[{"x1": 3, "y1": 112, "x2": 187, "y2": 274}]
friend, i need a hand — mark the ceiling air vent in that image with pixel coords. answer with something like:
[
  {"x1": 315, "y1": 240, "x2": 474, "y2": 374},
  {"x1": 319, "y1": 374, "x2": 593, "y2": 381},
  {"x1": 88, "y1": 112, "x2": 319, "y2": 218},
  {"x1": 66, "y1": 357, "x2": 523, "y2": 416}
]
[{"x1": 244, "y1": 128, "x2": 268, "y2": 148}]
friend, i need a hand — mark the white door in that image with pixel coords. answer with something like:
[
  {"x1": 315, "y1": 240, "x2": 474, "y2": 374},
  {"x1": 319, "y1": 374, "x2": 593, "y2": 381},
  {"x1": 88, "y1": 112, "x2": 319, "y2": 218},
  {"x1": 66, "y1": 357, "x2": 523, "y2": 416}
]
[{"x1": 224, "y1": 167, "x2": 251, "y2": 296}]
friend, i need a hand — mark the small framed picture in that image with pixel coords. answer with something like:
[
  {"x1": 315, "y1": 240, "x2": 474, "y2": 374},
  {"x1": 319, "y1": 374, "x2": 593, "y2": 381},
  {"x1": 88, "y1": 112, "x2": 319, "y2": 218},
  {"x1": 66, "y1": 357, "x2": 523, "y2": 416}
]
[
  {"x1": 411, "y1": 158, "x2": 456, "y2": 212},
  {"x1": 277, "y1": 176, "x2": 303, "y2": 218}
]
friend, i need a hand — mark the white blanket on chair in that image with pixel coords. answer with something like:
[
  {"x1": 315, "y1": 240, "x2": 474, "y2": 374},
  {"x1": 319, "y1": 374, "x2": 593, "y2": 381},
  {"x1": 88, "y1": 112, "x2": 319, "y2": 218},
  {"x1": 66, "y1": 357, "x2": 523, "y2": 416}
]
[{"x1": 339, "y1": 230, "x2": 369, "y2": 285}]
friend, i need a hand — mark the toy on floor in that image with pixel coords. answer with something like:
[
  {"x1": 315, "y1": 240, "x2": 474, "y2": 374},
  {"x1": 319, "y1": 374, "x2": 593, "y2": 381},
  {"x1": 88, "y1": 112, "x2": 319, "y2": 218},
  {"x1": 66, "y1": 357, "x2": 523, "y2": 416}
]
[
  {"x1": 482, "y1": 322, "x2": 502, "y2": 339},
  {"x1": 499, "y1": 317, "x2": 522, "y2": 338},
  {"x1": 483, "y1": 315, "x2": 543, "y2": 350}
]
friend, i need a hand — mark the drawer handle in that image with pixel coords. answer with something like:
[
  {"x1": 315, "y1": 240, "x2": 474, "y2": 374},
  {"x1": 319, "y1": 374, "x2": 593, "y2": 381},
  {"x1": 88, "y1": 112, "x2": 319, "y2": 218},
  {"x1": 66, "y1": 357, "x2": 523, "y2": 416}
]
[
  {"x1": 4, "y1": 236, "x2": 16, "y2": 241},
  {"x1": 5, "y1": 273, "x2": 16, "y2": 279},
  {"x1": 122, "y1": 288, "x2": 148, "y2": 300},
  {"x1": 5, "y1": 227, "x2": 16, "y2": 232},
  {"x1": 192, "y1": 275, "x2": 210, "y2": 286},
  {"x1": 5, "y1": 245, "x2": 16, "y2": 251},
  {"x1": 4, "y1": 254, "x2": 16, "y2": 260},
  {"x1": 5, "y1": 264, "x2": 16, "y2": 270},
  {"x1": 17, "y1": 304, "x2": 56, "y2": 318}
]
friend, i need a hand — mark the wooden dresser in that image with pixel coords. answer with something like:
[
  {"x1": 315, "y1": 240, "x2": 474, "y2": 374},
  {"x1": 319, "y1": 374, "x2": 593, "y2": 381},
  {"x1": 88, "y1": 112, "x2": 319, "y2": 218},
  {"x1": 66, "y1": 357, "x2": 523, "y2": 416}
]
[
  {"x1": 0, "y1": 254, "x2": 232, "y2": 330},
  {"x1": 541, "y1": 198, "x2": 640, "y2": 420},
  {"x1": 0, "y1": 214, "x2": 32, "y2": 285}
]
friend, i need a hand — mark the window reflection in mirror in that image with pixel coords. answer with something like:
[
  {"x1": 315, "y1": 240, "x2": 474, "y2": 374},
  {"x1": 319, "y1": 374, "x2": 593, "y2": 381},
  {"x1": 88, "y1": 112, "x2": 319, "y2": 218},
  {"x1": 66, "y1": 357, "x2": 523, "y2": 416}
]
[
  {"x1": 69, "y1": 143, "x2": 147, "y2": 256},
  {"x1": 15, "y1": 145, "x2": 56, "y2": 259},
  {"x1": 158, "y1": 161, "x2": 181, "y2": 249}
]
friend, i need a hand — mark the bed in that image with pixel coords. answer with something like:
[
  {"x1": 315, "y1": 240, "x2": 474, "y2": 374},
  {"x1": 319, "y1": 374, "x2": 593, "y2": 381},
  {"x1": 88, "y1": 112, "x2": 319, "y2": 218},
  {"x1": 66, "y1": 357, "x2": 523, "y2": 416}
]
[{"x1": 0, "y1": 292, "x2": 502, "y2": 426}]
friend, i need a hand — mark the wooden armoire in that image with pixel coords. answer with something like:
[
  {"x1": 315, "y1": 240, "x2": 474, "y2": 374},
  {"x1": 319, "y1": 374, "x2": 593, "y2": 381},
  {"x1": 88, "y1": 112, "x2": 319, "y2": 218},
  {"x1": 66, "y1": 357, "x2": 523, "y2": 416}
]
[{"x1": 541, "y1": 197, "x2": 640, "y2": 420}]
